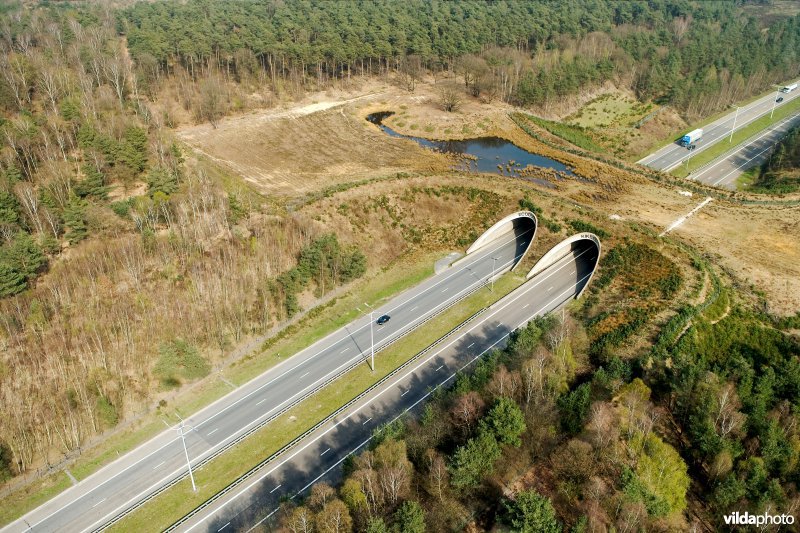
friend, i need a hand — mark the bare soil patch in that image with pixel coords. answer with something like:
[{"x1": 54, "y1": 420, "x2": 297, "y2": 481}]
[
  {"x1": 177, "y1": 88, "x2": 449, "y2": 198},
  {"x1": 179, "y1": 79, "x2": 800, "y2": 315}
]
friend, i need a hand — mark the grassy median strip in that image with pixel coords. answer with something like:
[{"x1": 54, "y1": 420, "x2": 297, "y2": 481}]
[
  {"x1": 109, "y1": 273, "x2": 523, "y2": 532},
  {"x1": 632, "y1": 87, "x2": 789, "y2": 162},
  {"x1": 671, "y1": 96, "x2": 800, "y2": 178},
  {"x1": 0, "y1": 251, "x2": 441, "y2": 527}
]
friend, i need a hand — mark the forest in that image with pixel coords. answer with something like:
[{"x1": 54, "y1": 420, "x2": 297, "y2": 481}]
[
  {"x1": 750, "y1": 123, "x2": 800, "y2": 193},
  {"x1": 119, "y1": 0, "x2": 800, "y2": 117},
  {"x1": 0, "y1": 0, "x2": 799, "y2": 530},
  {"x1": 274, "y1": 316, "x2": 693, "y2": 532},
  {"x1": 273, "y1": 254, "x2": 800, "y2": 531}
]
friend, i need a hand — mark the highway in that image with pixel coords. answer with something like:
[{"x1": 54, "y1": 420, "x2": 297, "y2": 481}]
[
  {"x1": 639, "y1": 82, "x2": 800, "y2": 172},
  {"x1": 176, "y1": 241, "x2": 598, "y2": 533},
  {"x1": 5, "y1": 225, "x2": 534, "y2": 533},
  {"x1": 689, "y1": 112, "x2": 800, "y2": 189}
]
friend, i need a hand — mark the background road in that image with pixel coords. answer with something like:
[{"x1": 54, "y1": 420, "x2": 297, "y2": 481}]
[
  {"x1": 180, "y1": 240, "x2": 598, "y2": 533},
  {"x1": 639, "y1": 83, "x2": 800, "y2": 171},
  {"x1": 689, "y1": 112, "x2": 800, "y2": 189},
  {"x1": 5, "y1": 226, "x2": 534, "y2": 533}
]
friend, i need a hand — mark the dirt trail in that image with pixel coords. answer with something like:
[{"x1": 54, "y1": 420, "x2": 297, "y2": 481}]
[
  {"x1": 177, "y1": 80, "x2": 800, "y2": 315},
  {"x1": 177, "y1": 90, "x2": 449, "y2": 197}
]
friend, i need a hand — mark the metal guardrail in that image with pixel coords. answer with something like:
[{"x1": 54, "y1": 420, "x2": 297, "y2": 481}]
[
  {"x1": 163, "y1": 305, "x2": 489, "y2": 531},
  {"x1": 96, "y1": 274, "x2": 494, "y2": 531},
  {"x1": 687, "y1": 111, "x2": 800, "y2": 179}
]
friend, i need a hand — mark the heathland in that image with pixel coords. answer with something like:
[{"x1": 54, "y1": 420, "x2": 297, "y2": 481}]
[{"x1": 1, "y1": 1, "x2": 800, "y2": 531}]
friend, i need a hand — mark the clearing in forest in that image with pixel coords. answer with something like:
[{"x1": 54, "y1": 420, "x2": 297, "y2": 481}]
[{"x1": 176, "y1": 91, "x2": 450, "y2": 198}]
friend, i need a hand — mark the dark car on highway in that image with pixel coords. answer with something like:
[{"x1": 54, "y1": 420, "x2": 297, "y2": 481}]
[
  {"x1": 376, "y1": 314, "x2": 391, "y2": 325},
  {"x1": 777, "y1": 97, "x2": 784, "y2": 103}
]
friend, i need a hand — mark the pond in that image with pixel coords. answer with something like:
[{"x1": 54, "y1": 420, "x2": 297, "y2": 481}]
[{"x1": 367, "y1": 111, "x2": 573, "y2": 182}]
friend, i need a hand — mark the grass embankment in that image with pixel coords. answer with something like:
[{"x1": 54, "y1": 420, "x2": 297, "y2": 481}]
[
  {"x1": 110, "y1": 273, "x2": 524, "y2": 531},
  {"x1": 633, "y1": 87, "x2": 787, "y2": 162},
  {"x1": 520, "y1": 114, "x2": 604, "y2": 153},
  {"x1": 736, "y1": 166, "x2": 759, "y2": 190},
  {"x1": 671, "y1": 96, "x2": 800, "y2": 178},
  {"x1": 0, "y1": 252, "x2": 440, "y2": 526}
]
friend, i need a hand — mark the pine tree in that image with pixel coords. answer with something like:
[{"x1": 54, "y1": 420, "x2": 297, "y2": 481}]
[
  {"x1": 503, "y1": 490, "x2": 561, "y2": 533},
  {"x1": 120, "y1": 127, "x2": 149, "y2": 173},
  {"x1": 0, "y1": 188, "x2": 21, "y2": 226},
  {"x1": 2, "y1": 164, "x2": 22, "y2": 185},
  {"x1": 63, "y1": 198, "x2": 88, "y2": 245},
  {"x1": 0, "y1": 261, "x2": 26, "y2": 297},
  {"x1": 147, "y1": 166, "x2": 179, "y2": 196},
  {"x1": 6, "y1": 233, "x2": 45, "y2": 279},
  {"x1": 75, "y1": 165, "x2": 108, "y2": 200}
]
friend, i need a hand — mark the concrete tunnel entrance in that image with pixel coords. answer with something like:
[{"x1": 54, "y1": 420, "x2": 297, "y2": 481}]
[
  {"x1": 465, "y1": 211, "x2": 538, "y2": 271},
  {"x1": 527, "y1": 233, "x2": 601, "y2": 299}
]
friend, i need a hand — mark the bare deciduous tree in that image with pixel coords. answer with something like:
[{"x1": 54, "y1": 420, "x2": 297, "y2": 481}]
[
  {"x1": 437, "y1": 82, "x2": 463, "y2": 112},
  {"x1": 451, "y1": 391, "x2": 485, "y2": 433}
]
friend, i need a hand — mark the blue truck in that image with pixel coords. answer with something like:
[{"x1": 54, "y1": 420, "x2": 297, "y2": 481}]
[{"x1": 679, "y1": 128, "x2": 703, "y2": 149}]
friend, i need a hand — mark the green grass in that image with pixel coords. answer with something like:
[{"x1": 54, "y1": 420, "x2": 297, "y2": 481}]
[
  {"x1": 630, "y1": 88, "x2": 794, "y2": 163},
  {"x1": 0, "y1": 252, "x2": 439, "y2": 527},
  {"x1": 0, "y1": 474, "x2": 73, "y2": 527},
  {"x1": 109, "y1": 273, "x2": 524, "y2": 532},
  {"x1": 736, "y1": 166, "x2": 759, "y2": 190},
  {"x1": 570, "y1": 94, "x2": 639, "y2": 129},
  {"x1": 522, "y1": 114, "x2": 604, "y2": 152},
  {"x1": 671, "y1": 96, "x2": 800, "y2": 178},
  {"x1": 701, "y1": 288, "x2": 730, "y2": 323}
]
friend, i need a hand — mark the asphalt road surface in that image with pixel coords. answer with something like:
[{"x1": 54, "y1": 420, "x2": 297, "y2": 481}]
[
  {"x1": 5, "y1": 226, "x2": 534, "y2": 533},
  {"x1": 639, "y1": 83, "x2": 800, "y2": 172},
  {"x1": 689, "y1": 112, "x2": 800, "y2": 189},
  {"x1": 180, "y1": 240, "x2": 598, "y2": 533}
]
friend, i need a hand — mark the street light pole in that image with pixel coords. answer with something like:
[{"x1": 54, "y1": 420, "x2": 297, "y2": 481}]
[
  {"x1": 771, "y1": 89, "x2": 779, "y2": 119},
  {"x1": 175, "y1": 414, "x2": 197, "y2": 492},
  {"x1": 729, "y1": 105, "x2": 740, "y2": 143},
  {"x1": 364, "y1": 302, "x2": 375, "y2": 371}
]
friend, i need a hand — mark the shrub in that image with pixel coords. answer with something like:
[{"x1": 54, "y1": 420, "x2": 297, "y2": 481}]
[
  {"x1": 568, "y1": 219, "x2": 608, "y2": 238},
  {"x1": 153, "y1": 339, "x2": 210, "y2": 388}
]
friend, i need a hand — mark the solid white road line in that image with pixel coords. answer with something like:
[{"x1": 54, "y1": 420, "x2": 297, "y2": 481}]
[
  {"x1": 193, "y1": 257, "x2": 593, "y2": 533},
  {"x1": 93, "y1": 249, "x2": 531, "y2": 531},
  {"x1": 249, "y1": 270, "x2": 595, "y2": 531},
  {"x1": 651, "y1": 89, "x2": 800, "y2": 172},
  {"x1": 709, "y1": 114, "x2": 800, "y2": 186},
  {"x1": 693, "y1": 113, "x2": 798, "y2": 180},
  {"x1": 25, "y1": 228, "x2": 536, "y2": 532}
]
